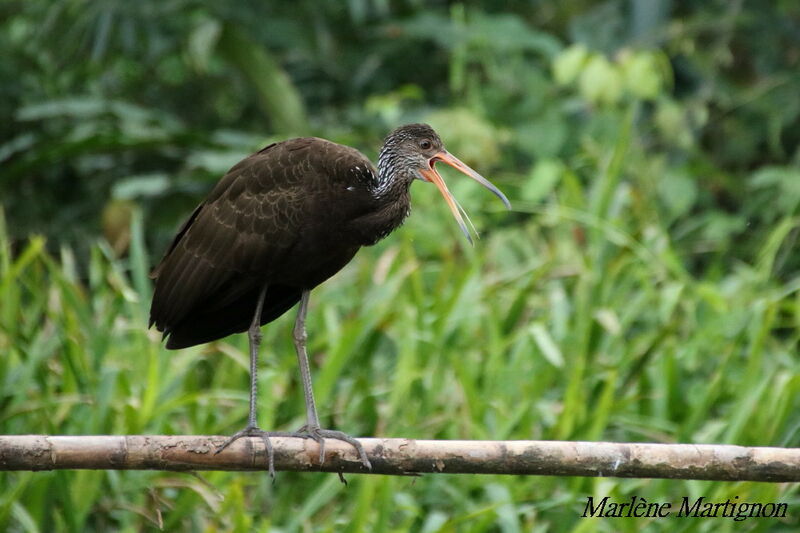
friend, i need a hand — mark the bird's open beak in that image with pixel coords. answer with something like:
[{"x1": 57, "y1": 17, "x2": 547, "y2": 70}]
[{"x1": 418, "y1": 150, "x2": 511, "y2": 244}]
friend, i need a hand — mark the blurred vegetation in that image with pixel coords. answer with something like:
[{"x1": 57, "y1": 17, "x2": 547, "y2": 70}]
[{"x1": 1, "y1": 0, "x2": 800, "y2": 531}]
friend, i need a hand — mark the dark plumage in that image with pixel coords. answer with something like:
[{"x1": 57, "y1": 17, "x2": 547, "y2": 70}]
[
  {"x1": 150, "y1": 137, "x2": 386, "y2": 348},
  {"x1": 148, "y1": 123, "x2": 509, "y2": 475}
]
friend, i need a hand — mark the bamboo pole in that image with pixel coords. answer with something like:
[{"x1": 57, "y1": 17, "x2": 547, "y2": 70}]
[{"x1": 1, "y1": 436, "x2": 798, "y2": 482}]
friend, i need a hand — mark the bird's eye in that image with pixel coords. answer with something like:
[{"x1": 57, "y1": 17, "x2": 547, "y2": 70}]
[{"x1": 419, "y1": 139, "x2": 432, "y2": 150}]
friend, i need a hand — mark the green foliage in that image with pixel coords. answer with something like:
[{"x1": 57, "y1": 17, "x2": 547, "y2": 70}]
[
  {"x1": 2, "y1": 0, "x2": 800, "y2": 531},
  {"x1": 2, "y1": 163, "x2": 799, "y2": 530},
  {"x1": 2, "y1": 0, "x2": 798, "y2": 266}
]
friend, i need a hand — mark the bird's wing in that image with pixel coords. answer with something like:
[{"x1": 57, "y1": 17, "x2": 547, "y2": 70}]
[
  {"x1": 149, "y1": 142, "x2": 311, "y2": 333},
  {"x1": 149, "y1": 137, "x2": 379, "y2": 337}
]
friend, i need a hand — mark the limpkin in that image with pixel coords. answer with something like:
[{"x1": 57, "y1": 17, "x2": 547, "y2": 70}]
[{"x1": 149, "y1": 123, "x2": 510, "y2": 475}]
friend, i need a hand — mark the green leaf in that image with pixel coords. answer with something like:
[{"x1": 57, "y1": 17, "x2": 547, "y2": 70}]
[
  {"x1": 553, "y1": 44, "x2": 589, "y2": 85},
  {"x1": 521, "y1": 158, "x2": 564, "y2": 203},
  {"x1": 657, "y1": 168, "x2": 698, "y2": 219},
  {"x1": 530, "y1": 322, "x2": 564, "y2": 368},
  {"x1": 188, "y1": 18, "x2": 222, "y2": 72},
  {"x1": 112, "y1": 174, "x2": 170, "y2": 200},
  {"x1": 579, "y1": 55, "x2": 623, "y2": 106},
  {"x1": 216, "y1": 24, "x2": 309, "y2": 135},
  {"x1": 620, "y1": 50, "x2": 664, "y2": 100}
]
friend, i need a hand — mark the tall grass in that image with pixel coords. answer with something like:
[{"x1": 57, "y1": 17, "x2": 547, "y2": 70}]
[{"x1": 2, "y1": 160, "x2": 800, "y2": 530}]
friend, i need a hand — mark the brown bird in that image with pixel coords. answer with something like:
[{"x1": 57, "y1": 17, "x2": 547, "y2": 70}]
[{"x1": 149, "y1": 124, "x2": 510, "y2": 475}]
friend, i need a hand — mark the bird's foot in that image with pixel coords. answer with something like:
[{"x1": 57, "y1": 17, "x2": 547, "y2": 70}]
[
  {"x1": 213, "y1": 424, "x2": 372, "y2": 480},
  {"x1": 272, "y1": 424, "x2": 372, "y2": 472},
  {"x1": 214, "y1": 425, "x2": 277, "y2": 479}
]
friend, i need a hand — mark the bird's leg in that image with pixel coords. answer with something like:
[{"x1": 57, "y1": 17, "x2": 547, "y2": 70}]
[
  {"x1": 275, "y1": 290, "x2": 372, "y2": 470},
  {"x1": 294, "y1": 290, "x2": 319, "y2": 427},
  {"x1": 215, "y1": 288, "x2": 371, "y2": 477},
  {"x1": 214, "y1": 284, "x2": 277, "y2": 478},
  {"x1": 246, "y1": 286, "x2": 265, "y2": 429}
]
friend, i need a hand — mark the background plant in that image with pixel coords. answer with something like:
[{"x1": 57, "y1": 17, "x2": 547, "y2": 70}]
[{"x1": 1, "y1": 0, "x2": 799, "y2": 531}]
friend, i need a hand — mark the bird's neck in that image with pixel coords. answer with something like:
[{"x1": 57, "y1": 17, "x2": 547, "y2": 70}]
[
  {"x1": 374, "y1": 144, "x2": 414, "y2": 203},
  {"x1": 373, "y1": 167, "x2": 412, "y2": 235},
  {"x1": 348, "y1": 148, "x2": 413, "y2": 246}
]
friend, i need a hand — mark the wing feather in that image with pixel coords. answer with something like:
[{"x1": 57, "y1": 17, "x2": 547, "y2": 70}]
[{"x1": 149, "y1": 136, "x2": 376, "y2": 346}]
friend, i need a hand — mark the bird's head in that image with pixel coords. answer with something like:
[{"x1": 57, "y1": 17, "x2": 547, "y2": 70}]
[{"x1": 378, "y1": 123, "x2": 511, "y2": 244}]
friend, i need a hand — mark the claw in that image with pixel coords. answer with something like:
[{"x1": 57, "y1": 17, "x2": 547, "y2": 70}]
[
  {"x1": 214, "y1": 424, "x2": 372, "y2": 481},
  {"x1": 271, "y1": 425, "x2": 372, "y2": 472},
  {"x1": 214, "y1": 426, "x2": 277, "y2": 479}
]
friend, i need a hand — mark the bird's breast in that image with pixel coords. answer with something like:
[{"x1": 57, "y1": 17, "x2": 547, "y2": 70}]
[{"x1": 267, "y1": 233, "x2": 361, "y2": 289}]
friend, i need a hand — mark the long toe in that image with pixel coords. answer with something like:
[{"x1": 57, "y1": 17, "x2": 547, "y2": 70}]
[
  {"x1": 215, "y1": 426, "x2": 277, "y2": 479},
  {"x1": 215, "y1": 425, "x2": 265, "y2": 454},
  {"x1": 305, "y1": 427, "x2": 372, "y2": 471},
  {"x1": 216, "y1": 425, "x2": 372, "y2": 477}
]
